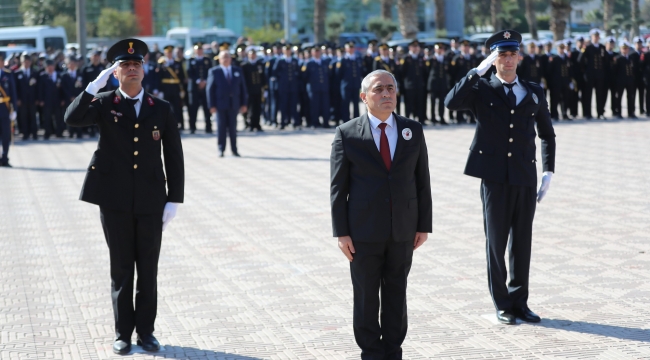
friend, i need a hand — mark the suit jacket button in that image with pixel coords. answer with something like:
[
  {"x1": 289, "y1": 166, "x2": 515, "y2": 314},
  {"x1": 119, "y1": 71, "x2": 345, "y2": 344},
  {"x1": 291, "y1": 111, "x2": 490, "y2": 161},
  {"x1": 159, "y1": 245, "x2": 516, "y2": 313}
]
[
  {"x1": 490, "y1": 103, "x2": 493, "y2": 106},
  {"x1": 532, "y1": 113, "x2": 534, "y2": 116},
  {"x1": 134, "y1": 137, "x2": 139, "y2": 142},
  {"x1": 532, "y1": 160, "x2": 535, "y2": 163},
  {"x1": 134, "y1": 151, "x2": 139, "y2": 156},
  {"x1": 479, "y1": 150, "x2": 483, "y2": 154},
  {"x1": 135, "y1": 124, "x2": 139, "y2": 128},
  {"x1": 508, "y1": 152, "x2": 512, "y2": 157},
  {"x1": 133, "y1": 164, "x2": 138, "y2": 169},
  {"x1": 510, "y1": 110, "x2": 515, "y2": 114},
  {"x1": 91, "y1": 166, "x2": 95, "y2": 170},
  {"x1": 509, "y1": 138, "x2": 513, "y2": 142}
]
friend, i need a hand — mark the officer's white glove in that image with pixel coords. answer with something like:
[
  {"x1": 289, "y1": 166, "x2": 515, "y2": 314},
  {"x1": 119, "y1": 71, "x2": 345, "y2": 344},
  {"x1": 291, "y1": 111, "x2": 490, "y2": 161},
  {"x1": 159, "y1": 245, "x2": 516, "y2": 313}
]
[
  {"x1": 475, "y1": 51, "x2": 499, "y2": 76},
  {"x1": 162, "y1": 202, "x2": 180, "y2": 231},
  {"x1": 9, "y1": 111, "x2": 16, "y2": 121},
  {"x1": 85, "y1": 62, "x2": 119, "y2": 95},
  {"x1": 537, "y1": 171, "x2": 553, "y2": 203}
]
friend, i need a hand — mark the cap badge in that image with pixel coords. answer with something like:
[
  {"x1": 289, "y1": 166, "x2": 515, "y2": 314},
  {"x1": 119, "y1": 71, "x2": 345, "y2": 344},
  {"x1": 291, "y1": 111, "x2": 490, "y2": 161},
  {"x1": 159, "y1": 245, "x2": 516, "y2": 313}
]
[
  {"x1": 402, "y1": 128, "x2": 412, "y2": 141},
  {"x1": 127, "y1": 42, "x2": 135, "y2": 54},
  {"x1": 503, "y1": 31, "x2": 511, "y2": 39}
]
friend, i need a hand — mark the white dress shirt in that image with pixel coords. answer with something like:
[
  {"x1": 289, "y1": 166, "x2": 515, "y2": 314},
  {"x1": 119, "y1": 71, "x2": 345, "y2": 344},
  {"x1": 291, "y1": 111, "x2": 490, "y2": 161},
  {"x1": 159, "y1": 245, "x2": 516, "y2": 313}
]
[
  {"x1": 494, "y1": 74, "x2": 527, "y2": 106},
  {"x1": 119, "y1": 88, "x2": 144, "y2": 117},
  {"x1": 221, "y1": 65, "x2": 231, "y2": 80},
  {"x1": 368, "y1": 112, "x2": 397, "y2": 160}
]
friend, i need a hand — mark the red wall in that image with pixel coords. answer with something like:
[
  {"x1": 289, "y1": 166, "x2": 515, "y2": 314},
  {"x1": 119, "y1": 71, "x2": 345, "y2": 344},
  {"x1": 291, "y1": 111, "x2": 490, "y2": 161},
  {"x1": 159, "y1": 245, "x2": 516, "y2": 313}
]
[{"x1": 134, "y1": 0, "x2": 153, "y2": 36}]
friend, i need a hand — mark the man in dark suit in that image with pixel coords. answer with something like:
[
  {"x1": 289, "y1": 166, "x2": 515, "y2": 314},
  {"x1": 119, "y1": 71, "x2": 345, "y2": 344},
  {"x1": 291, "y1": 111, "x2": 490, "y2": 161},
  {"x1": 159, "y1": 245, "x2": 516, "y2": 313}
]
[
  {"x1": 38, "y1": 59, "x2": 65, "y2": 139},
  {"x1": 207, "y1": 51, "x2": 248, "y2": 157},
  {"x1": 445, "y1": 30, "x2": 556, "y2": 325},
  {"x1": 15, "y1": 52, "x2": 38, "y2": 140},
  {"x1": 187, "y1": 43, "x2": 213, "y2": 133},
  {"x1": 331, "y1": 69, "x2": 432, "y2": 359},
  {"x1": 64, "y1": 39, "x2": 184, "y2": 354}
]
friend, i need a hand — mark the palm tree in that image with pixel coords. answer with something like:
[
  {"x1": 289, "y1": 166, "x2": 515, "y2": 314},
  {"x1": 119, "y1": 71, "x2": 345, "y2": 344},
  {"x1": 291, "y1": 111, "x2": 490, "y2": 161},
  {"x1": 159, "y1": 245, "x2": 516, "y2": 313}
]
[
  {"x1": 491, "y1": 0, "x2": 502, "y2": 31},
  {"x1": 550, "y1": 0, "x2": 571, "y2": 41},
  {"x1": 397, "y1": 0, "x2": 418, "y2": 39},
  {"x1": 381, "y1": 0, "x2": 394, "y2": 20},
  {"x1": 603, "y1": 0, "x2": 614, "y2": 33},
  {"x1": 631, "y1": 0, "x2": 640, "y2": 38},
  {"x1": 434, "y1": 0, "x2": 445, "y2": 32},
  {"x1": 314, "y1": 0, "x2": 327, "y2": 43},
  {"x1": 524, "y1": 0, "x2": 537, "y2": 39}
]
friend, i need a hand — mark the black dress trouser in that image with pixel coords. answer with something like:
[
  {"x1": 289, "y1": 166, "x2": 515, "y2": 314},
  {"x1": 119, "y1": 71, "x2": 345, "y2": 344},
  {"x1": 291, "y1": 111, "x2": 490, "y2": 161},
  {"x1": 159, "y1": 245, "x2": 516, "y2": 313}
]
[
  {"x1": 100, "y1": 207, "x2": 163, "y2": 340},
  {"x1": 480, "y1": 180, "x2": 536, "y2": 311},
  {"x1": 351, "y1": 238, "x2": 413, "y2": 360}
]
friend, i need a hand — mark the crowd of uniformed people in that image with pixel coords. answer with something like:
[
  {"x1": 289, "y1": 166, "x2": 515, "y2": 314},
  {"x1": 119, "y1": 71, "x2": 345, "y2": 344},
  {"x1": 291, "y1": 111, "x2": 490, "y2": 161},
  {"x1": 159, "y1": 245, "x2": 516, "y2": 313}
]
[{"x1": 3, "y1": 27, "x2": 650, "y2": 146}]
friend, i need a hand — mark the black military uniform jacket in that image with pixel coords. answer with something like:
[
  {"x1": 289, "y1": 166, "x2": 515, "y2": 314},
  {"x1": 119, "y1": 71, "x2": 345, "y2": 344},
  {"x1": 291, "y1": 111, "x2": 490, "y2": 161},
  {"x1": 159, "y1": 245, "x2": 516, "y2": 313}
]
[
  {"x1": 451, "y1": 53, "x2": 479, "y2": 82},
  {"x1": 372, "y1": 56, "x2": 396, "y2": 74},
  {"x1": 613, "y1": 54, "x2": 635, "y2": 86},
  {"x1": 518, "y1": 55, "x2": 543, "y2": 84},
  {"x1": 445, "y1": 70, "x2": 556, "y2": 188},
  {"x1": 578, "y1": 44, "x2": 607, "y2": 79},
  {"x1": 64, "y1": 90, "x2": 184, "y2": 214},
  {"x1": 155, "y1": 58, "x2": 186, "y2": 96},
  {"x1": 242, "y1": 58, "x2": 266, "y2": 95},
  {"x1": 399, "y1": 55, "x2": 426, "y2": 90},
  {"x1": 426, "y1": 56, "x2": 450, "y2": 92},
  {"x1": 547, "y1": 54, "x2": 572, "y2": 90},
  {"x1": 187, "y1": 56, "x2": 213, "y2": 95}
]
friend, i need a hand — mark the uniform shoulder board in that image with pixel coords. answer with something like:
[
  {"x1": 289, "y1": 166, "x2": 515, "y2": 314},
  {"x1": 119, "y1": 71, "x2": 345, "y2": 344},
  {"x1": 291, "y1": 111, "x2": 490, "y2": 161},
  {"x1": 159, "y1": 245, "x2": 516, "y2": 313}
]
[
  {"x1": 213, "y1": 55, "x2": 219, "y2": 60},
  {"x1": 336, "y1": 62, "x2": 341, "y2": 68},
  {"x1": 375, "y1": 56, "x2": 381, "y2": 61},
  {"x1": 157, "y1": 57, "x2": 166, "y2": 64},
  {"x1": 426, "y1": 61, "x2": 430, "y2": 66},
  {"x1": 399, "y1": 59, "x2": 404, "y2": 65},
  {"x1": 265, "y1": 62, "x2": 270, "y2": 67},
  {"x1": 581, "y1": 48, "x2": 586, "y2": 53},
  {"x1": 3, "y1": 68, "x2": 11, "y2": 73},
  {"x1": 451, "y1": 60, "x2": 456, "y2": 66},
  {"x1": 301, "y1": 65, "x2": 307, "y2": 72}
]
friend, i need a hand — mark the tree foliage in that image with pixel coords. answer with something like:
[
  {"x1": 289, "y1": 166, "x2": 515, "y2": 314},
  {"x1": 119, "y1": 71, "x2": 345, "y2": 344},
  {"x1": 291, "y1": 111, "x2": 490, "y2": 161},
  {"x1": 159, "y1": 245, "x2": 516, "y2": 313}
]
[
  {"x1": 366, "y1": 16, "x2": 398, "y2": 42},
  {"x1": 326, "y1": 12, "x2": 346, "y2": 43},
  {"x1": 52, "y1": 14, "x2": 76, "y2": 41},
  {"x1": 96, "y1": 8, "x2": 140, "y2": 39},
  {"x1": 20, "y1": 0, "x2": 76, "y2": 26},
  {"x1": 244, "y1": 24, "x2": 285, "y2": 44}
]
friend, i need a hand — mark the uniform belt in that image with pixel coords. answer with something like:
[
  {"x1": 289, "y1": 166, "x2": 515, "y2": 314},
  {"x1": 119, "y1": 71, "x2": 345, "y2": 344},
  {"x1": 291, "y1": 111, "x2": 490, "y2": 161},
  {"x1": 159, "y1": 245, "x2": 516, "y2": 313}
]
[
  {"x1": 0, "y1": 97, "x2": 10, "y2": 103},
  {"x1": 161, "y1": 79, "x2": 180, "y2": 84}
]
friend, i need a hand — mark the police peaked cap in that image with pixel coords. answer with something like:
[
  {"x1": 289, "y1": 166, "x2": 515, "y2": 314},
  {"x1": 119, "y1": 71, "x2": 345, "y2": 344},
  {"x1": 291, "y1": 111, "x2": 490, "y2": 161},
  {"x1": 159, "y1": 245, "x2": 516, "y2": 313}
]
[
  {"x1": 485, "y1": 30, "x2": 522, "y2": 52},
  {"x1": 106, "y1": 38, "x2": 148, "y2": 63}
]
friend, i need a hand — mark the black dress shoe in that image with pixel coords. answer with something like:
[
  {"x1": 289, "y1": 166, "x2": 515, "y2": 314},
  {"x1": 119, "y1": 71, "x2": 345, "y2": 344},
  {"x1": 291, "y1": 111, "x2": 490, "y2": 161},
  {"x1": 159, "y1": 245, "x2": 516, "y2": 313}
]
[
  {"x1": 496, "y1": 310, "x2": 516, "y2": 325},
  {"x1": 137, "y1": 334, "x2": 160, "y2": 352},
  {"x1": 112, "y1": 339, "x2": 132, "y2": 355},
  {"x1": 232, "y1": 152, "x2": 241, "y2": 157},
  {"x1": 513, "y1": 307, "x2": 541, "y2": 323},
  {"x1": 219, "y1": 151, "x2": 224, "y2": 158}
]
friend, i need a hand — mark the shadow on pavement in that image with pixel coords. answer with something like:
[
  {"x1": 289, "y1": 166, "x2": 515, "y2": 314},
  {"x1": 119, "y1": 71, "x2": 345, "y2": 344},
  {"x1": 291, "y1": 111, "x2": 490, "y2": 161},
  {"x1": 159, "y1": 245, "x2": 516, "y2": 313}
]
[
  {"x1": 8, "y1": 166, "x2": 86, "y2": 172},
  {"x1": 533, "y1": 319, "x2": 650, "y2": 343},
  {"x1": 131, "y1": 345, "x2": 263, "y2": 359},
  {"x1": 241, "y1": 155, "x2": 329, "y2": 161}
]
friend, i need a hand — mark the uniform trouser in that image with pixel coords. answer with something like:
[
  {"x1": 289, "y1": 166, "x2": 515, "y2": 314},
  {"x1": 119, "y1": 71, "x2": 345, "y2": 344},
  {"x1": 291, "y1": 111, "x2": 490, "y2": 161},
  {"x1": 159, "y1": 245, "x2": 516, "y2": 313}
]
[
  {"x1": 248, "y1": 93, "x2": 263, "y2": 129},
  {"x1": 18, "y1": 103, "x2": 37, "y2": 139},
  {"x1": 403, "y1": 88, "x2": 425, "y2": 123},
  {"x1": 308, "y1": 90, "x2": 330, "y2": 127},
  {"x1": 268, "y1": 84, "x2": 279, "y2": 124},
  {"x1": 430, "y1": 90, "x2": 446, "y2": 121},
  {"x1": 300, "y1": 88, "x2": 310, "y2": 125},
  {"x1": 340, "y1": 86, "x2": 360, "y2": 122},
  {"x1": 614, "y1": 83, "x2": 636, "y2": 117},
  {"x1": 217, "y1": 109, "x2": 238, "y2": 153},
  {"x1": 99, "y1": 207, "x2": 162, "y2": 340},
  {"x1": 279, "y1": 91, "x2": 299, "y2": 126},
  {"x1": 549, "y1": 85, "x2": 569, "y2": 119},
  {"x1": 330, "y1": 87, "x2": 341, "y2": 122},
  {"x1": 188, "y1": 89, "x2": 212, "y2": 132},
  {"x1": 42, "y1": 106, "x2": 63, "y2": 137},
  {"x1": 637, "y1": 81, "x2": 645, "y2": 113},
  {"x1": 166, "y1": 92, "x2": 184, "y2": 129},
  {"x1": 480, "y1": 180, "x2": 536, "y2": 311},
  {"x1": 395, "y1": 91, "x2": 402, "y2": 115},
  {"x1": 351, "y1": 238, "x2": 413, "y2": 360},
  {"x1": 582, "y1": 76, "x2": 606, "y2": 118},
  {"x1": 608, "y1": 82, "x2": 618, "y2": 116},
  {"x1": 0, "y1": 115, "x2": 10, "y2": 163},
  {"x1": 570, "y1": 81, "x2": 584, "y2": 117}
]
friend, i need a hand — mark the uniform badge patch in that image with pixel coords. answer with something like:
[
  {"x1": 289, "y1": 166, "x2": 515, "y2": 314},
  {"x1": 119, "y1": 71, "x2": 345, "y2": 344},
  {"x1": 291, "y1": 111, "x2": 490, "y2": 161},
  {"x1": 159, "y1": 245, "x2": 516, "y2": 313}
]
[
  {"x1": 402, "y1": 128, "x2": 412, "y2": 140},
  {"x1": 152, "y1": 130, "x2": 160, "y2": 141},
  {"x1": 113, "y1": 96, "x2": 120, "y2": 104},
  {"x1": 532, "y1": 93, "x2": 539, "y2": 104}
]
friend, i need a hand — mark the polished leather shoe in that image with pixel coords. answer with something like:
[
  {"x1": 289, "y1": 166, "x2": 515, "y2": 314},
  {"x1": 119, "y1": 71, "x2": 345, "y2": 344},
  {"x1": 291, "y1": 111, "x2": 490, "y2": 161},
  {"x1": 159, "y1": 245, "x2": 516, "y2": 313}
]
[
  {"x1": 112, "y1": 340, "x2": 131, "y2": 355},
  {"x1": 232, "y1": 152, "x2": 241, "y2": 157},
  {"x1": 513, "y1": 307, "x2": 541, "y2": 323},
  {"x1": 219, "y1": 151, "x2": 224, "y2": 158},
  {"x1": 496, "y1": 310, "x2": 516, "y2": 325},
  {"x1": 137, "y1": 334, "x2": 160, "y2": 352}
]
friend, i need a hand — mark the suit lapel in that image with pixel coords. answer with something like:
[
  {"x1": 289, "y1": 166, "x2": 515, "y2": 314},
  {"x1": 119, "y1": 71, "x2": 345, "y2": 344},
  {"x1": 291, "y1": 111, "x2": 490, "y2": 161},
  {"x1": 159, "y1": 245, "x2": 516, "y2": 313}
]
[
  {"x1": 358, "y1": 113, "x2": 387, "y2": 171},
  {"x1": 391, "y1": 114, "x2": 406, "y2": 168},
  {"x1": 489, "y1": 74, "x2": 511, "y2": 107}
]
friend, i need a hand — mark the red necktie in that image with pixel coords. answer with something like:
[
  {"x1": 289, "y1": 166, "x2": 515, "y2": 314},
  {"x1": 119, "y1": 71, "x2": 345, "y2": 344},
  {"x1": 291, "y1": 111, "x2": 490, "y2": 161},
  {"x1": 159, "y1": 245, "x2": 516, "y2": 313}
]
[{"x1": 378, "y1": 123, "x2": 391, "y2": 171}]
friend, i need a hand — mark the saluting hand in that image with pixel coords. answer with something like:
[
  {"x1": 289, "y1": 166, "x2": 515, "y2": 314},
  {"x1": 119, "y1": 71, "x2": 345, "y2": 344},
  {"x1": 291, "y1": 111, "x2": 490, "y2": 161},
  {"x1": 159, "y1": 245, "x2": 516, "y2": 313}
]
[
  {"x1": 85, "y1": 62, "x2": 119, "y2": 95},
  {"x1": 338, "y1": 236, "x2": 355, "y2": 262},
  {"x1": 413, "y1": 232, "x2": 428, "y2": 250},
  {"x1": 475, "y1": 51, "x2": 499, "y2": 76}
]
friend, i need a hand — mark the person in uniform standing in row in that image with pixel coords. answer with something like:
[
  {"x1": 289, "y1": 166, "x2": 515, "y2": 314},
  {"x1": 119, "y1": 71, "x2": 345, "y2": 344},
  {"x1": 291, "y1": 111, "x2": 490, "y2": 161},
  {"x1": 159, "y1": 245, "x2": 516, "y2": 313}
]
[
  {"x1": 0, "y1": 52, "x2": 17, "y2": 167},
  {"x1": 265, "y1": 43, "x2": 281, "y2": 126},
  {"x1": 64, "y1": 38, "x2": 184, "y2": 354},
  {"x1": 569, "y1": 36, "x2": 585, "y2": 119},
  {"x1": 61, "y1": 55, "x2": 85, "y2": 138},
  {"x1": 156, "y1": 45, "x2": 186, "y2": 129},
  {"x1": 604, "y1": 37, "x2": 618, "y2": 117},
  {"x1": 301, "y1": 46, "x2": 331, "y2": 128},
  {"x1": 273, "y1": 44, "x2": 301, "y2": 129},
  {"x1": 242, "y1": 47, "x2": 266, "y2": 131},
  {"x1": 363, "y1": 39, "x2": 378, "y2": 76},
  {"x1": 579, "y1": 29, "x2": 607, "y2": 120},
  {"x1": 15, "y1": 52, "x2": 39, "y2": 140},
  {"x1": 187, "y1": 43, "x2": 213, "y2": 134},
  {"x1": 81, "y1": 50, "x2": 107, "y2": 137},
  {"x1": 38, "y1": 59, "x2": 65, "y2": 139},
  {"x1": 337, "y1": 41, "x2": 363, "y2": 123},
  {"x1": 547, "y1": 41, "x2": 573, "y2": 121},
  {"x1": 400, "y1": 40, "x2": 427, "y2": 124},
  {"x1": 427, "y1": 42, "x2": 451, "y2": 125},
  {"x1": 450, "y1": 40, "x2": 479, "y2": 123},
  {"x1": 207, "y1": 51, "x2": 248, "y2": 157},
  {"x1": 445, "y1": 29, "x2": 556, "y2": 325},
  {"x1": 142, "y1": 52, "x2": 158, "y2": 94},
  {"x1": 612, "y1": 41, "x2": 637, "y2": 119},
  {"x1": 631, "y1": 37, "x2": 645, "y2": 115}
]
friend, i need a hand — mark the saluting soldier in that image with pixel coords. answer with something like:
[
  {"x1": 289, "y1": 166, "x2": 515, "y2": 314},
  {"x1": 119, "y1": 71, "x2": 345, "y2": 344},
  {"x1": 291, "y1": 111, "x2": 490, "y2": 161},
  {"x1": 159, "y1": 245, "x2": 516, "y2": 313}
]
[
  {"x1": 612, "y1": 41, "x2": 637, "y2": 119},
  {"x1": 187, "y1": 43, "x2": 213, "y2": 134},
  {"x1": 64, "y1": 39, "x2": 184, "y2": 354},
  {"x1": 336, "y1": 41, "x2": 364, "y2": 122},
  {"x1": 547, "y1": 41, "x2": 573, "y2": 121},
  {"x1": 242, "y1": 47, "x2": 266, "y2": 131},
  {"x1": 301, "y1": 45, "x2": 331, "y2": 128},
  {"x1": 427, "y1": 42, "x2": 451, "y2": 125},
  {"x1": 399, "y1": 40, "x2": 427, "y2": 124},
  {"x1": 450, "y1": 40, "x2": 480, "y2": 123},
  {"x1": 578, "y1": 29, "x2": 607, "y2": 119},
  {"x1": 155, "y1": 45, "x2": 186, "y2": 129},
  {"x1": 445, "y1": 29, "x2": 556, "y2": 325},
  {"x1": 0, "y1": 52, "x2": 17, "y2": 167},
  {"x1": 14, "y1": 52, "x2": 39, "y2": 140},
  {"x1": 273, "y1": 44, "x2": 301, "y2": 129}
]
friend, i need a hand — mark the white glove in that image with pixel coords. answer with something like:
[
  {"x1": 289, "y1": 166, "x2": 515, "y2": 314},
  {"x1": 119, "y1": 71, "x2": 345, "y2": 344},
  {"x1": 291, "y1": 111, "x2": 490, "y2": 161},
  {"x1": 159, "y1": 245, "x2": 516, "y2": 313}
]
[
  {"x1": 537, "y1": 171, "x2": 553, "y2": 203},
  {"x1": 85, "y1": 62, "x2": 119, "y2": 95},
  {"x1": 9, "y1": 111, "x2": 16, "y2": 121},
  {"x1": 475, "y1": 51, "x2": 499, "y2": 76},
  {"x1": 569, "y1": 82, "x2": 575, "y2": 90},
  {"x1": 162, "y1": 202, "x2": 180, "y2": 231}
]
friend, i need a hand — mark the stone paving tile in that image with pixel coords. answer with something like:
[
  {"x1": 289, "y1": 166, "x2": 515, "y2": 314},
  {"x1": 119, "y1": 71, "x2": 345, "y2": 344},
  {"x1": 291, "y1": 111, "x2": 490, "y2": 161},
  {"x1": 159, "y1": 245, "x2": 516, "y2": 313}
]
[{"x1": 1, "y1": 112, "x2": 650, "y2": 359}]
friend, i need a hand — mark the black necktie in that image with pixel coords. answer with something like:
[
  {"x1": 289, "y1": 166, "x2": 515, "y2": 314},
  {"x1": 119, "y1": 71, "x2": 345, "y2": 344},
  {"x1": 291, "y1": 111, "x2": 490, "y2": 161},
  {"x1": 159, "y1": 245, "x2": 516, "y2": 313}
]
[
  {"x1": 126, "y1": 98, "x2": 138, "y2": 118},
  {"x1": 503, "y1": 83, "x2": 517, "y2": 108}
]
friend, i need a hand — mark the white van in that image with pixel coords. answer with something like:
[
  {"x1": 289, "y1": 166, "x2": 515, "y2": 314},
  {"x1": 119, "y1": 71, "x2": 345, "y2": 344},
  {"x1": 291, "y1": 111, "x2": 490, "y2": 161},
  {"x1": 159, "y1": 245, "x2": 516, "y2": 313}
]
[
  {"x1": 0, "y1": 26, "x2": 67, "y2": 53},
  {"x1": 166, "y1": 27, "x2": 205, "y2": 52},
  {"x1": 201, "y1": 28, "x2": 238, "y2": 47}
]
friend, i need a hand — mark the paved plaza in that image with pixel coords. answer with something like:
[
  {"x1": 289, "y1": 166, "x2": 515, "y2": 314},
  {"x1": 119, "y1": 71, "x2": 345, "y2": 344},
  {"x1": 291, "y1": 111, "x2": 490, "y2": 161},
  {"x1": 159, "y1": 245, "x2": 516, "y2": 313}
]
[{"x1": 1, "y1": 113, "x2": 650, "y2": 359}]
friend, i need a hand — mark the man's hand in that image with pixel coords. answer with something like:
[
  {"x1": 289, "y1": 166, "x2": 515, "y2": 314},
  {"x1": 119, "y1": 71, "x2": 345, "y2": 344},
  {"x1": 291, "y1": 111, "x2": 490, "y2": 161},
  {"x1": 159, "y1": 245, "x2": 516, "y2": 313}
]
[
  {"x1": 338, "y1": 236, "x2": 355, "y2": 262},
  {"x1": 240, "y1": 105, "x2": 247, "y2": 114},
  {"x1": 85, "y1": 62, "x2": 119, "y2": 95},
  {"x1": 198, "y1": 80, "x2": 207, "y2": 90},
  {"x1": 210, "y1": 107, "x2": 217, "y2": 114},
  {"x1": 162, "y1": 202, "x2": 180, "y2": 231},
  {"x1": 414, "y1": 232, "x2": 428, "y2": 250},
  {"x1": 475, "y1": 51, "x2": 499, "y2": 76},
  {"x1": 537, "y1": 171, "x2": 553, "y2": 203}
]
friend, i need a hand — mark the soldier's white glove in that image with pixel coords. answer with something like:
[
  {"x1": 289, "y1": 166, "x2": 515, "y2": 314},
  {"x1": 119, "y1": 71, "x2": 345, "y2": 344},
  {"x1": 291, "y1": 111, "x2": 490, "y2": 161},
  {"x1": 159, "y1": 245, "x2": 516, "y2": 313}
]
[
  {"x1": 475, "y1": 51, "x2": 499, "y2": 76},
  {"x1": 9, "y1": 111, "x2": 16, "y2": 121},
  {"x1": 85, "y1": 62, "x2": 119, "y2": 95},
  {"x1": 537, "y1": 171, "x2": 553, "y2": 203},
  {"x1": 162, "y1": 202, "x2": 180, "y2": 231}
]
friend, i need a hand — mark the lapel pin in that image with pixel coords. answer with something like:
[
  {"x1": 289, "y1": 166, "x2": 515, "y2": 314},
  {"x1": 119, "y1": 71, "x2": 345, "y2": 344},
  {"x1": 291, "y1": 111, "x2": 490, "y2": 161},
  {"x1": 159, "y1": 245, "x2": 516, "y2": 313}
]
[
  {"x1": 113, "y1": 96, "x2": 120, "y2": 104},
  {"x1": 402, "y1": 128, "x2": 412, "y2": 140},
  {"x1": 532, "y1": 93, "x2": 539, "y2": 104},
  {"x1": 147, "y1": 97, "x2": 154, "y2": 106}
]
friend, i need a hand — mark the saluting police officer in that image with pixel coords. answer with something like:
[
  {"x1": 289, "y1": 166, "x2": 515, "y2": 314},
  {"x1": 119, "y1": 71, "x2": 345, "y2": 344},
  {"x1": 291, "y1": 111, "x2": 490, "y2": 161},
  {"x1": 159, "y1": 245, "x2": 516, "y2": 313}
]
[
  {"x1": 445, "y1": 30, "x2": 556, "y2": 325},
  {"x1": 155, "y1": 45, "x2": 186, "y2": 129},
  {"x1": 0, "y1": 51, "x2": 17, "y2": 167},
  {"x1": 64, "y1": 38, "x2": 184, "y2": 354},
  {"x1": 187, "y1": 43, "x2": 213, "y2": 134}
]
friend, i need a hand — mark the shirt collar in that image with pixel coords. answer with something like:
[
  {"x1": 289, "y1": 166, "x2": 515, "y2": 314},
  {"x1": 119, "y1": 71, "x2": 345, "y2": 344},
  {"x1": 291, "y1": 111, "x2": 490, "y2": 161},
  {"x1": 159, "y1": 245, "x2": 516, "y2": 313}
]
[
  {"x1": 368, "y1": 112, "x2": 395, "y2": 130},
  {"x1": 494, "y1": 74, "x2": 521, "y2": 88},
  {"x1": 119, "y1": 87, "x2": 144, "y2": 103}
]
